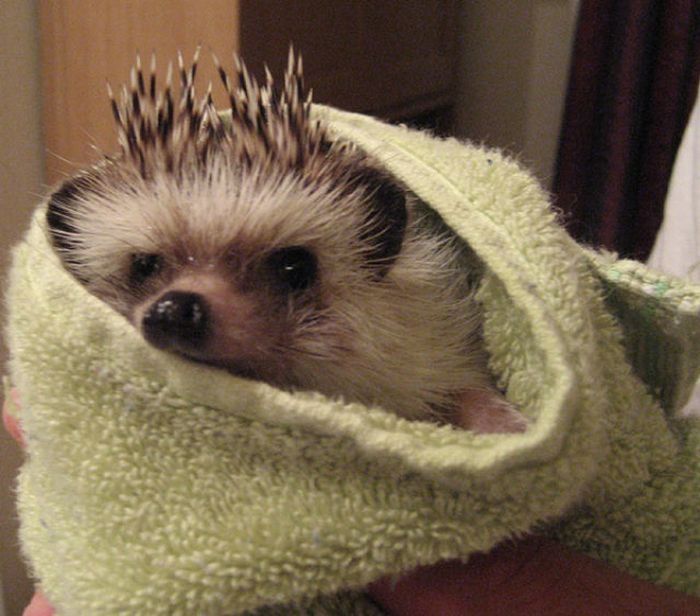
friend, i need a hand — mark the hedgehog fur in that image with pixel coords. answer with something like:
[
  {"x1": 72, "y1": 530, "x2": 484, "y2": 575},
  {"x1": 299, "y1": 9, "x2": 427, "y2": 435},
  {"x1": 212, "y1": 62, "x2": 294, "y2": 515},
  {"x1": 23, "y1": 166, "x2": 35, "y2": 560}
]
[{"x1": 45, "y1": 49, "x2": 511, "y2": 425}]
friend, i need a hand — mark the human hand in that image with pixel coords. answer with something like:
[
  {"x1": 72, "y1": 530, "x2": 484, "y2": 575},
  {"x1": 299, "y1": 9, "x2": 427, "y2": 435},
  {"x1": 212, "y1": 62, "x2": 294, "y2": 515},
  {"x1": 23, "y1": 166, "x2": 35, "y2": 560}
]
[
  {"x1": 367, "y1": 535, "x2": 700, "y2": 615},
  {"x1": 20, "y1": 592, "x2": 54, "y2": 616}
]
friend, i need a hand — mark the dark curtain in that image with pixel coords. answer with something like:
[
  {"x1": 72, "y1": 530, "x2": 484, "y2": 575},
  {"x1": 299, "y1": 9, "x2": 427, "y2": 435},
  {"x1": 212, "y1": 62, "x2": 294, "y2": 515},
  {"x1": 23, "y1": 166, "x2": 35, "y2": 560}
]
[{"x1": 553, "y1": 1, "x2": 700, "y2": 260}]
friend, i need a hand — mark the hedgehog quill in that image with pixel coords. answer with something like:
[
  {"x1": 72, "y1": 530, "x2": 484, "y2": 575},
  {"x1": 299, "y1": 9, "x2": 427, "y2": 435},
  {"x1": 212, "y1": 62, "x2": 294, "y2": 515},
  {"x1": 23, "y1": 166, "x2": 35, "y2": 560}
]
[{"x1": 45, "y1": 49, "x2": 525, "y2": 433}]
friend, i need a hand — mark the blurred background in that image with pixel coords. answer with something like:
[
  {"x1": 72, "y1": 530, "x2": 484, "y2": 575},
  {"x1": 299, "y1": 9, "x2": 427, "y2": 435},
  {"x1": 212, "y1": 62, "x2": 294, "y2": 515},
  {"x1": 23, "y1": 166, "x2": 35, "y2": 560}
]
[{"x1": 0, "y1": 1, "x2": 697, "y2": 613}]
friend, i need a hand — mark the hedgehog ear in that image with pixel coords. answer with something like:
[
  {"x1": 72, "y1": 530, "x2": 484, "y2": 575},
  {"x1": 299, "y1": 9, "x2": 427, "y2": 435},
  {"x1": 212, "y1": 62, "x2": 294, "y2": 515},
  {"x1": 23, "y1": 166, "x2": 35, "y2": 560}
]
[
  {"x1": 46, "y1": 175, "x2": 87, "y2": 252},
  {"x1": 351, "y1": 168, "x2": 408, "y2": 277},
  {"x1": 46, "y1": 173, "x2": 95, "y2": 280}
]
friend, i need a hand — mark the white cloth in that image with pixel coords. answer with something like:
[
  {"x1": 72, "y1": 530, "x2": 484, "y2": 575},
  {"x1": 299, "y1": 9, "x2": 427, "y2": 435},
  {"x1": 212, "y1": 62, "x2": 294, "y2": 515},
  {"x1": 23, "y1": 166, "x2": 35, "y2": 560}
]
[
  {"x1": 648, "y1": 83, "x2": 700, "y2": 415},
  {"x1": 648, "y1": 85, "x2": 700, "y2": 279}
]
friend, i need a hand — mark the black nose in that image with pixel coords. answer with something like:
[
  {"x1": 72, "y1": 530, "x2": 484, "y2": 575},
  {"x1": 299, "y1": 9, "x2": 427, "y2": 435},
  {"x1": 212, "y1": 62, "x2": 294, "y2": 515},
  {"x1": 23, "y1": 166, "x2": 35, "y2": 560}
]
[{"x1": 142, "y1": 291, "x2": 210, "y2": 351}]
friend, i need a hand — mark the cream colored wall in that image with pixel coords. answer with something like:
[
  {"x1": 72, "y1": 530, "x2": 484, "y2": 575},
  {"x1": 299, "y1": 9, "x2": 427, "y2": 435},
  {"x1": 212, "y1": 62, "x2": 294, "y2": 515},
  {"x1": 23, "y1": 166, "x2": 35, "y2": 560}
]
[
  {"x1": 454, "y1": 0, "x2": 579, "y2": 186},
  {"x1": 0, "y1": 0, "x2": 44, "y2": 613}
]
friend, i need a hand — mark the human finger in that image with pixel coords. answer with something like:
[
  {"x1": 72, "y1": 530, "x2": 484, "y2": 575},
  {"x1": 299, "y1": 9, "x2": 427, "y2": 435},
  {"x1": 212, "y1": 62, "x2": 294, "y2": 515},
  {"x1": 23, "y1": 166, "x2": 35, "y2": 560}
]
[
  {"x1": 2, "y1": 388, "x2": 24, "y2": 447},
  {"x1": 23, "y1": 591, "x2": 55, "y2": 616}
]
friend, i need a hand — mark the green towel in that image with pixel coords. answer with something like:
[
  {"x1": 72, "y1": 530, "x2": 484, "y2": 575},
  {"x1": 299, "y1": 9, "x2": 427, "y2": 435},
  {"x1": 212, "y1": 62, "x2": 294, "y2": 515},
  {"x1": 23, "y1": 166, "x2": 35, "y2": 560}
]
[{"x1": 6, "y1": 105, "x2": 700, "y2": 614}]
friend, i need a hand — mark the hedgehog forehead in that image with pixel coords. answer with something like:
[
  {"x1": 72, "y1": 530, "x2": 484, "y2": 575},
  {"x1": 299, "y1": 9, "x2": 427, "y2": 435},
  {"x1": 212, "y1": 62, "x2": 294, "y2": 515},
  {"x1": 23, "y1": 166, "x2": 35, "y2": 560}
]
[{"x1": 95, "y1": 158, "x2": 367, "y2": 265}]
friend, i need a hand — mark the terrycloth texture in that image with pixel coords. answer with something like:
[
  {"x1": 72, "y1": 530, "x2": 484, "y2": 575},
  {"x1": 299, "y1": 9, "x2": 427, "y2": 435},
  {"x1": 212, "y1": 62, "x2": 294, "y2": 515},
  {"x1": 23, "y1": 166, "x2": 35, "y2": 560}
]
[{"x1": 6, "y1": 106, "x2": 700, "y2": 614}]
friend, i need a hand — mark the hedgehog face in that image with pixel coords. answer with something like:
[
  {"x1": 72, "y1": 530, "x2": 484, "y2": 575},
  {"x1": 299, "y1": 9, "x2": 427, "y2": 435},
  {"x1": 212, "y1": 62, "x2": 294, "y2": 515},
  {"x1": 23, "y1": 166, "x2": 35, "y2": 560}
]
[
  {"x1": 44, "y1": 51, "x2": 528, "y2": 428},
  {"x1": 45, "y1": 50, "x2": 412, "y2": 388}
]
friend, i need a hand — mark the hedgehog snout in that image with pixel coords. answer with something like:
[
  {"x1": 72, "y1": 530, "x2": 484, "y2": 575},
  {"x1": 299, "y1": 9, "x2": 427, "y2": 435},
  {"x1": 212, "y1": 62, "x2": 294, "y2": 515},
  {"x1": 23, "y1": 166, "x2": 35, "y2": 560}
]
[{"x1": 142, "y1": 290, "x2": 210, "y2": 352}]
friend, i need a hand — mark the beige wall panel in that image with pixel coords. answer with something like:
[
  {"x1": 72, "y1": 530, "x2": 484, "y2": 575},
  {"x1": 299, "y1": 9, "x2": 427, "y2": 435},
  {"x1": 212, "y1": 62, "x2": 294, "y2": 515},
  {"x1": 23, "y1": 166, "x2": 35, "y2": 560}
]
[
  {"x1": 40, "y1": 0, "x2": 240, "y2": 184},
  {"x1": 454, "y1": 0, "x2": 578, "y2": 185}
]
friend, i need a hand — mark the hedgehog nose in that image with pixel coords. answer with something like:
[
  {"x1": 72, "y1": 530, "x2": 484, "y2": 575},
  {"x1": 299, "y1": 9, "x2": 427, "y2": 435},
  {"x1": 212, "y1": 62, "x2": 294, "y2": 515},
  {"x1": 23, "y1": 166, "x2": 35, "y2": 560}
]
[{"x1": 142, "y1": 291, "x2": 210, "y2": 351}]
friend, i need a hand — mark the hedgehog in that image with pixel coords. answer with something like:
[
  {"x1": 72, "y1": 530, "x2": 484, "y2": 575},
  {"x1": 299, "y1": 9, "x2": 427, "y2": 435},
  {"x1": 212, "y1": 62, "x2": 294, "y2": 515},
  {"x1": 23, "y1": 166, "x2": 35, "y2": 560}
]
[{"x1": 45, "y1": 49, "x2": 525, "y2": 433}]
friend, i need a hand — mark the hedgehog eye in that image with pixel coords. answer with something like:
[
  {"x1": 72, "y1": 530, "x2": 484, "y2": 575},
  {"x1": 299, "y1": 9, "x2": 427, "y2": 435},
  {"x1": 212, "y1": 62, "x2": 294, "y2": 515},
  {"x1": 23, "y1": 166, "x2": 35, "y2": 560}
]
[
  {"x1": 130, "y1": 253, "x2": 163, "y2": 285},
  {"x1": 266, "y1": 246, "x2": 317, "y2": 292}
]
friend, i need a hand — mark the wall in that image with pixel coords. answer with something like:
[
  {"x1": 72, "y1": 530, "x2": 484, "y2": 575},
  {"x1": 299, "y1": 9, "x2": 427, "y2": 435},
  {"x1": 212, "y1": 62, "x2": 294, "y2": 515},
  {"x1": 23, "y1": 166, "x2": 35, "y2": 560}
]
[
  {"x1": 0, "y1": 0, "x2": 44, "y2": 613},
  {"x1": 454, "y1": 0, "x2": 579, "y2": 186}
]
